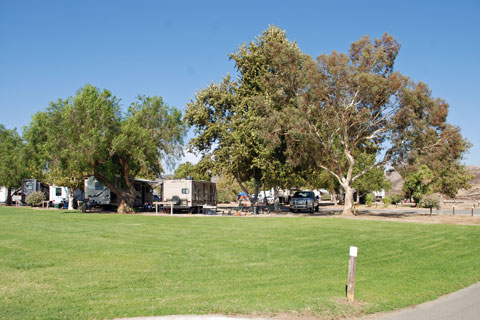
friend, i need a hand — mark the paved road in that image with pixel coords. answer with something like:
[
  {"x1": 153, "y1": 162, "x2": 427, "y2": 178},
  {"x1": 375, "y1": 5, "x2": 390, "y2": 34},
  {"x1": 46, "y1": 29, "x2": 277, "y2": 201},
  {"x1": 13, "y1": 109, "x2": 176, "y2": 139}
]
[{"x1": 370, "y1": 282, "x2": 480, "y2": 320}]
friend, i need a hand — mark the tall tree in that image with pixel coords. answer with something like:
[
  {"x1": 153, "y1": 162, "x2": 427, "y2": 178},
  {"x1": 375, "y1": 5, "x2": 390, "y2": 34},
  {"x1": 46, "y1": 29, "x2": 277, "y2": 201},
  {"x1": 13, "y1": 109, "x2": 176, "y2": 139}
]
[
  {"x1": 185, "y1": 26, "x2": 311, "y2": 206},
  {"x1": 287, "y1": 33, "x2": 468, "y2": 215},
  {"x1": 0, "y1": 125, "x2": 28, "y2": 205},
  {"x1": 25, "y1": 85, "x2": 185, "y2": 211}
]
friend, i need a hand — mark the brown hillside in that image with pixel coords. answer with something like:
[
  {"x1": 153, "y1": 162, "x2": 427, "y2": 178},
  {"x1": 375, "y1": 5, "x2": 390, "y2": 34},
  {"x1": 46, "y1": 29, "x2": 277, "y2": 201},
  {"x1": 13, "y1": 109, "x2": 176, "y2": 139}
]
[
  {"x1": 386, "y1": 165, "x2": 480, "y2": 199},
  {"x1": 457, "y1": 165, "x2": 480, "y2": 200}
]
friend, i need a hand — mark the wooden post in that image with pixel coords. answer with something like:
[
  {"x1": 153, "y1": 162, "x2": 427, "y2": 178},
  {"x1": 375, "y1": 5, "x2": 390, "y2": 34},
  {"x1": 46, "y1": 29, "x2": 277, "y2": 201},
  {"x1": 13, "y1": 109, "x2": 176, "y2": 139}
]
[
  {"x1": 347, "y1": 246, "x2": 358, "y2": 302},
  {"x1": 430, "y1": 207, "x2": 432, "y2": 216},
  {"x1": 472, "y1": 207, "x2": 474, "y2": 217},
  {"x1": 452, "y1": 206, "x2": 455, "y2": 216}
]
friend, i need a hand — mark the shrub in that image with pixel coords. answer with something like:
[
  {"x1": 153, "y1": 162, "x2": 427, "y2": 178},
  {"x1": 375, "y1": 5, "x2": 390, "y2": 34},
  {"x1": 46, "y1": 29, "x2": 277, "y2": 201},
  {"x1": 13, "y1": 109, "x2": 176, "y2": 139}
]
[
  {"x1": 419, "y1": 197, "x2": 440, "y2": 210},
  {"x1": 321, "y1": 194, "x2": 331, "y2": 201},
  {"x1": 382, "y1": 196, "x2": 392, "y2": 207},
  {"x1": 25, "y1": 192, "x2": 46, "y2": 207},
  {"x1": 390, "y1": 194, "x2": 405, "y2": 204},
  {"x1": 365, "y1": 193, "x2": 374, "y2": 207}
]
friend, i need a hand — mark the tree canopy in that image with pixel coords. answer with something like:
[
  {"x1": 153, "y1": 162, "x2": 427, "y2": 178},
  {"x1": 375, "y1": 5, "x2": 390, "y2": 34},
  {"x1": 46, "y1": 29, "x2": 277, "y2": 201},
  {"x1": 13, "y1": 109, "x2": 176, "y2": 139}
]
[
  {"x1": 185, "y1": 26, "x2": 471, "y2": 214},
  {"x1": 0, "y1": 125, "x2": 28, "y2": 205},
  {"x1": 24, "y1": 85, "x2": 186, "y2": 211}
]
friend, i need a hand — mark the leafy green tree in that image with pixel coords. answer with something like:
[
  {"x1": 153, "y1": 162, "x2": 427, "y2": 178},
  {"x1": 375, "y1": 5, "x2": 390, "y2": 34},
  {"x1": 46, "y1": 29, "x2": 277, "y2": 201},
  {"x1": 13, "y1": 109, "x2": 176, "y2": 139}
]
[
  {"x1": 25, "y1": 85, "x2": 185, "y2": 211},
  {"x1": 185, "y1": 26, "x2": 311, "y2": 207},
  {"x1": 286, "y1": 33, "x2": 468, "y2": 215},
  {"x1": 0, "y1": 125, "x2": 28, "y2": 205},
  {"x1": 402, "y1": 165, "x2": 434, "y2": 205},
  {"x1": 23, "y1": 98, "x2": 90, "y2": 209},
  {"x1": 174, "y1": 161, "x2": 211, "y2": 181},
  {"x1": 352, "y1": 153, "x2": 391, "y2": 201},
  {"x1": 395, "y1": 124, "x2": 472, "y2": 200}
]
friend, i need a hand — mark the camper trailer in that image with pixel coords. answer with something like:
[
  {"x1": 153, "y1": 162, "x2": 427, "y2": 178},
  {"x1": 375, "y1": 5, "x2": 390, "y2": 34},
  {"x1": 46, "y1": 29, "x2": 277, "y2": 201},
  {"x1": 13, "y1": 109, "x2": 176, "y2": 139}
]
[
  {"x1": 0, "y1": 187, "x2": 7, "y2": 203},
  {"x1": 21, "y1": 179, "x2": 49, "y2": 204},
  {"x1": 84, "y1": 176, "x2": 154, "y2": 208},
  {"x1": 49, "y1": 185, "x2": 70, "y2": 207},
  {"x1": 162, "y1": 179, "x2": 217, "y2": 212}
]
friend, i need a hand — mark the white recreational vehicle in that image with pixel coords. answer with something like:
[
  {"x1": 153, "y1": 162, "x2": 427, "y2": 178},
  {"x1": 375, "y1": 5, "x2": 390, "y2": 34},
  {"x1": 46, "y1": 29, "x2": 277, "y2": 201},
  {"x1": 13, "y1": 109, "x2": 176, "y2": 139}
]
[
  {"x1": 0, "y1": 187, "x2": 7, "y2": 203},
  {"x1": 84, "y1": 176, "x2": 154, "y2": 208},
  {"x1": 49, "y1": 185, "x2": 70, "y2": 207},
  {"x1": 162, "y1": 179, "x2": 217, "y2": 212}
]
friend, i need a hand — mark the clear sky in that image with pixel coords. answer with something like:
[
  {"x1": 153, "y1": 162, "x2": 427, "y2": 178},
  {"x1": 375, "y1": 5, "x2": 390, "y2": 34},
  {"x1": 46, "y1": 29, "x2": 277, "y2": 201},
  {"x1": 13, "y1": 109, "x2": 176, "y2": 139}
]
[{"x1": 1, "y1": 0, "x2": 479, "y2": 169}]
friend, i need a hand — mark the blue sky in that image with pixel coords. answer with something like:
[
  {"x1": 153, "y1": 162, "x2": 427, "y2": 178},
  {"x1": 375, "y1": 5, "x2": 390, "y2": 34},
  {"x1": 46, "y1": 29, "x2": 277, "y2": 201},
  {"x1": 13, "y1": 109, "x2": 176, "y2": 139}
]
[{"x1": 1, "y1": 0, "x2": 479, "y2": 169}]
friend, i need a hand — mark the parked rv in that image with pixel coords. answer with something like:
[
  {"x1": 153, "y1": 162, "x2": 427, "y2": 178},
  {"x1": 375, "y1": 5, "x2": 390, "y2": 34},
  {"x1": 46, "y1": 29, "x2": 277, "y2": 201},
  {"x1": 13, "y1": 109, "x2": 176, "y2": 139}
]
[
  {"x1": 84, "y1": 176, "x2": 155, "y2": 209},
  {"x1": 162, "y1": 179, "x2": 217, "y2": 213}
]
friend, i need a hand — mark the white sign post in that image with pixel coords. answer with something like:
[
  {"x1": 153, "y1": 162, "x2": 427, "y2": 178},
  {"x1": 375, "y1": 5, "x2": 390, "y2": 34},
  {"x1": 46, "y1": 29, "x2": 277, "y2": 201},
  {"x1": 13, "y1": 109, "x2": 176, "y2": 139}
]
[{"x1": 347, "y1": 246, "x2": 358, "y2": 302}]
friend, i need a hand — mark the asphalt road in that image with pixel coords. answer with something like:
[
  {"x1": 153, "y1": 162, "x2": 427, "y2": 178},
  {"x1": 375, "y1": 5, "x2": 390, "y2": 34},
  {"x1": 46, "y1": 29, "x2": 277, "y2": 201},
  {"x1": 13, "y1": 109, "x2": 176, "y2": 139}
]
[{"x1": 370, "y1": 282, "x2": 480, "y2": 320}]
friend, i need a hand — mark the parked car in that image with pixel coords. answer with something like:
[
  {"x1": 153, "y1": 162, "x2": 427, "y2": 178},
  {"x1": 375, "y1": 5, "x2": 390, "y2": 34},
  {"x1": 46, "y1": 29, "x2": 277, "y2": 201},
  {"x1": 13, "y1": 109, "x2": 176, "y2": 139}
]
[{"x1": 289, "y1": 191, "x2": 319, "y2": 213}]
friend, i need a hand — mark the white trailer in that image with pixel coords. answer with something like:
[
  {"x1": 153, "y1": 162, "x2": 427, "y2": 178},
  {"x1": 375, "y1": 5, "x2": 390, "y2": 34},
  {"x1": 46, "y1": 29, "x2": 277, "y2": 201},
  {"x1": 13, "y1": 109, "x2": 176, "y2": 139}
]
[
  {"x1": 49, "y1": 185, "x2": 70, "y2": 206},
  {"x1": 0, "y1": 187, "x2": 7, "y2": 203},
  {"x1": 162, "y1": 179, "x2": 217, "y2": 212}
]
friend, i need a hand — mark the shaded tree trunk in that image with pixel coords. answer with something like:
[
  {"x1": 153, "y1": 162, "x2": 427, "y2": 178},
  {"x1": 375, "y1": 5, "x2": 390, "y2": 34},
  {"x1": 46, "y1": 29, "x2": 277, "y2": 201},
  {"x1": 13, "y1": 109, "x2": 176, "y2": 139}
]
[
  {"x1": 6, "y1": 186, "x2": 12, "y2": 206},
  {"x1": 94, "y1": 172, "x2": 136, "y2": 213}
]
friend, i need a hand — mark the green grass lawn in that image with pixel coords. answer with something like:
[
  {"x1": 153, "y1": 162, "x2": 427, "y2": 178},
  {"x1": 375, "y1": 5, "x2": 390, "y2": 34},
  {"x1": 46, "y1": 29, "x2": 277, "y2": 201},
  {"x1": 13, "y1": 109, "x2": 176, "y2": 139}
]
[{"x1": 1, "y1": 207, "x2": 479, "y2": 319}]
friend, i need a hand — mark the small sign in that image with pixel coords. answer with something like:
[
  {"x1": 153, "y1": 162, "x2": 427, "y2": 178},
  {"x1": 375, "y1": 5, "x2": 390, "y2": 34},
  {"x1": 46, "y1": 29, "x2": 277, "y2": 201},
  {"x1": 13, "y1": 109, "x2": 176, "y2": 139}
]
[{"x1": 349, "y1": 246, "x2": 358, "y2": 257}]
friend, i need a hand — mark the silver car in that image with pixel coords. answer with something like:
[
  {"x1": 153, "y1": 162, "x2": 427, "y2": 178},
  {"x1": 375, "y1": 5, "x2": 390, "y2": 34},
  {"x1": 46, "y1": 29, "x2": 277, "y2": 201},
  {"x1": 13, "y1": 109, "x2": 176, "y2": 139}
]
[{"x1": 289, "y1": 191, "x2": 319, "y2": 213}]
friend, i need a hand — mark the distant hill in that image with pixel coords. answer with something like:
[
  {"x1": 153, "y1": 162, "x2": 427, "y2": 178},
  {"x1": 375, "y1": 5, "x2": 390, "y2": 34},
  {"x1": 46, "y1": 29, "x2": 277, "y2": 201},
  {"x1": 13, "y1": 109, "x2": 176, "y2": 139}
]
[
  {"x1": 386, "y1": 165, "x2": 480, "y2": 200},
  {"x1": 457, "y1": 165, "x2": 480, "y2": 200},
  {"x1": 386, "y1": 170, "x2": 403, "y2": 195}
]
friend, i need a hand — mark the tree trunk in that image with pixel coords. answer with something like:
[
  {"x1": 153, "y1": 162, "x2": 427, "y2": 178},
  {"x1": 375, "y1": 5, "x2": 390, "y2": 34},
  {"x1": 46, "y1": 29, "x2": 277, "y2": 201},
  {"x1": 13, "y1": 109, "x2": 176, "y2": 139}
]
[
  {"x1": 6, "y1": 186, "x2": 12, "y2": 206},
  {"x1": 253, "y1": 179, "x2": 260, "y2": 206},
  {"x1": 332, "y1": 192, "x2": 338, "y2": 204},
  {"x1": 117, "y1": 191, "x2": 136, "y2": 213},
  {"x1": 342, "y1": 185, "x2": 354, "y2": 215},
  {"x1": 66, "y1": 188, "x2": 75, "y2": 210},
  {"x1": 273, "y1": 187, "x2": 280, "y2": 212},
  {"x1": 94, "y1": 172, "x2": 136, "y2": 213}
]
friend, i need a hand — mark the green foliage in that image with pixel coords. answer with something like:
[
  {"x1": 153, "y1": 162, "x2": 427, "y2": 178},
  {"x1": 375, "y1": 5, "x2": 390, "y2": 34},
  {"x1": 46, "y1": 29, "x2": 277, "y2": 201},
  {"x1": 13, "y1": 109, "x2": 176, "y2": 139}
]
[
  {"x1": 352, "y1": 153, "x2": 391, "y2": 197},
  {"x1": 382, "y1": 196, "x2": 392, "y2": 207},
  {"x1": 419, "y1": 197, "x2": 440, "y2": 210},
  {"x1": 0, "y1": 125, "x2": 28, "y2": 203},
  {"x1": 186, "y1": 27, "x2": 470, "y2": 215},
  {"x1": 24, "y1": 86, "x2": 186, "y2": 210},
  {"x1": 184, "y1": 25, "x2": 309, "y2": 203},
  {"x1": 321, "y1": 193, "x2": 331, "y2": 201},
  {"x1": 216, "y1": 175, "x2": 240, "y2": 203},
  {"x1": 174, "y1": 161, "x2": 211, "y2": 181},
  {"x1": 25, "y1": 191, "x2": 45, "y2": 207},
  {"x1": 365, "y1": 193, "x2": 374, "y2": 207},
  {"x1": 390, "y1": 194, "x2": 405, "y2": 204},
  {"x1": 403, "y1": 165, "x2": 434, "y2": 205}
]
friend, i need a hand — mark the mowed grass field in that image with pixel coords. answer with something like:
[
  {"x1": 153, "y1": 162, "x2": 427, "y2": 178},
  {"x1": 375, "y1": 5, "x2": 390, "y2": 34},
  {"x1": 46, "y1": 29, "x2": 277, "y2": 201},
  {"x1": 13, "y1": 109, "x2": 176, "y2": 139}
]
[{"x1": 1, "y1": 207, "x2": 480, "y2": 319}]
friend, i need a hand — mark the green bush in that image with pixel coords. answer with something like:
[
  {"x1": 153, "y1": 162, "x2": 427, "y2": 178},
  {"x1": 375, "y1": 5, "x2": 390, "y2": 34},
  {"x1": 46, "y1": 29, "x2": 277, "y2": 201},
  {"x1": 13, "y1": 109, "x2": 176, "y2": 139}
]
[
  {"x1": 365, "y1": 193, "x2": 374, "y2": 207},
  {"x1": 382, "y1": 196, "x2": 392, "y2": 207},
  {"x1": 321, "y1": 194, "x2": 331, "y2": 201},
  {"x1": 419, "y1": 197, "x2": 440, "y2": 210},
  {"x1": 390, "y1": 194, "x2": 405, "y2": 204},
  {"x1": 25, "y1": 192, "x2": 46, "y2": 207}
]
